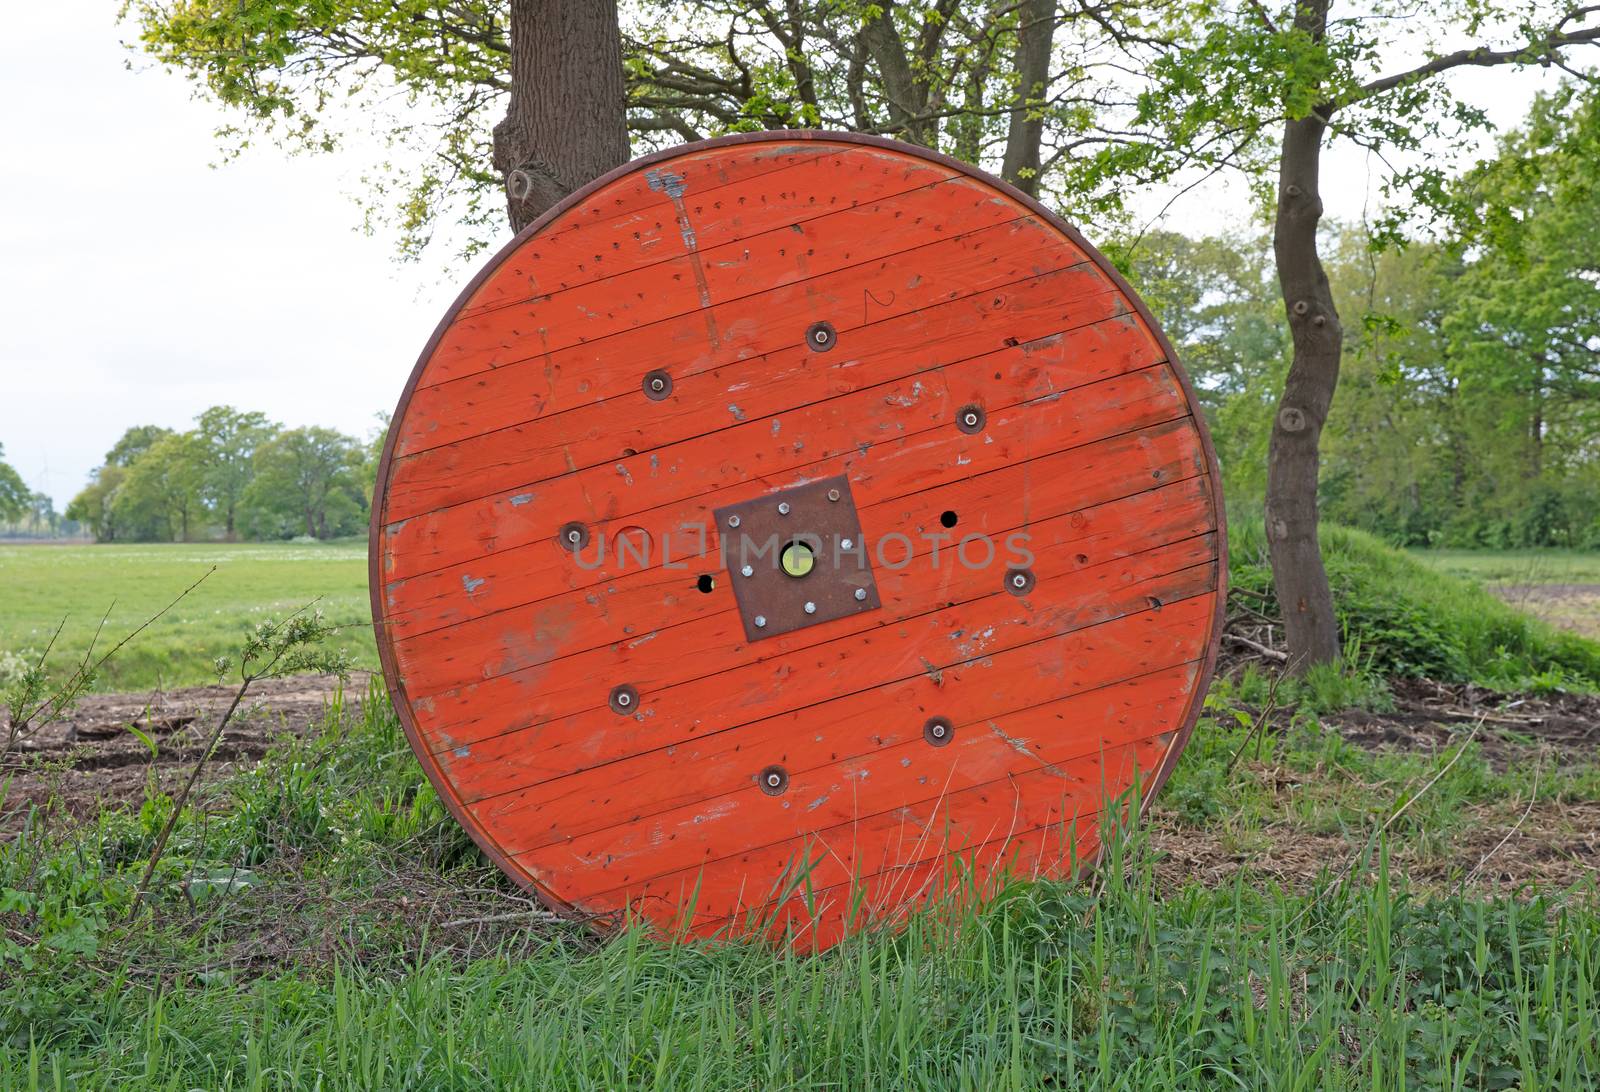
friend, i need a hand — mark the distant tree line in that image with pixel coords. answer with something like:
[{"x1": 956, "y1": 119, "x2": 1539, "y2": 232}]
[
  {"x1": 1126, "y1": 90, "x2": 1600, "y2": 550},
  {"x1": 64, "y1": 409, "x2": 387, "y2": 543},
  {"x1": 0, "y1": 444, "x2": 69, "y2": 539}
]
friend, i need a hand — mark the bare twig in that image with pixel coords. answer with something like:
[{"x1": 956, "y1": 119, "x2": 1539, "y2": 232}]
[
  {"x1": 1224, "y1": 633, "x2": 1290, "y2": 662},
  {"x1": 1227, "y1": 670, "x2": 1285, "y2": 775}
]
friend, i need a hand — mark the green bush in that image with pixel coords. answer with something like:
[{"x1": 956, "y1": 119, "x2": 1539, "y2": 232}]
[{"x1": 1229, "y1": 520, "x2": 1600, "y2": 689}]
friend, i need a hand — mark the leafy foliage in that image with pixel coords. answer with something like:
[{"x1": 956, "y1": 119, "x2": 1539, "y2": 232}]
[
  {"x1": 0, "y1": 444, "x2": 29, "y2": 526},
  {"x1": 120, "y1": 0, "x2": 1188, "y2": 256},
  {"x1": 1229, "y1": 520, "x2": 1600, "y2": 689},
  {"x1": 65, "y1": 409, "x2": 381, "y2": 543}
]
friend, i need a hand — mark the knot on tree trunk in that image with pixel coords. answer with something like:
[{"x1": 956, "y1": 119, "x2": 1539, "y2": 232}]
[{"x1": 492, "y1": 116, "x2": 573, "y2": 233}]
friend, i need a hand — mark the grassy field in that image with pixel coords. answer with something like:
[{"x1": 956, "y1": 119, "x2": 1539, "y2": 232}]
[
  {"x1": 1411, "y1": 548, "x2": 1600, "y2": 586},
  {"x1": 0, "y1": 542, "x2": 376, "y2": 691},
  {"x1": 1409, "y1": 548, "x2": 1600, "y2": 642}
]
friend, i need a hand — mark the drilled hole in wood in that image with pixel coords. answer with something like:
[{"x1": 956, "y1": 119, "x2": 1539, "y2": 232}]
[
  {"x1": 780, "y1": 539, "x2": 815, "y2": 578},
  {"x1": 697, "y1": 574, "x2": 716, "y2": 594},
  {"x1": 939, "y1": 510, "x2": 958, "y2": 529}
]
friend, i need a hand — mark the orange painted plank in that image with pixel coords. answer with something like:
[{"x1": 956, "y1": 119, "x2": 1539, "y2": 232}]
[
  {"x1": 453, "y1": 571, "x2": 1214, "y2": 851},
  {"x1": 591, "y1": 672, "x2": 1189, "y2": 929},
  {"x1": 380, "y1": 324, "x2": 1169, "y2": 586},
  {"x1": 421, "y1": 173, "x2": 1021, "y2": 394},
  {"x1": 388, "y1": 364, "x2": 1183, "y2": 685},
  {"x1": 481, "y1": 614, "x2": 1202, "y2": 861},
  {"x1": 710, "y1": 816, "x2": 1108, "y2": 949},
  {"x1": 390, "y1": 214, "x2": 1083, "y2": 466},
  {"x1": 401, "y1": 471, "x2": 1212, "y2": 721},
  {"x1": 521, "y1": 718, "x2": 1173, "y2": 904},
  {"x1": 386, "y1": 280, "x2": 1133, "y2": 515},
  {"x1": 458, "y1": 145, "x2": 947, "y2": 319},
  {"x1": 380, "y1": 302, "x2": 1157, "y2": 630},
  {"x1": 385, "y1": 279, "x2": 1136, "y2": 525},
  {"x1": 400, "y1": 422, "x2": 1209, "y2": 749},
  {"x1": 439, "y1": 499, "x2": 1216, "y2": 807}
]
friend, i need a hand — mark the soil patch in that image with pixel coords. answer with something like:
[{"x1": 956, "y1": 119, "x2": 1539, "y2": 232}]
[
  {"x1": 1492, "y1": 583, "x2": 1600, "y2": 640},
  {"x1": 1150, "y1": 799, "x2": 1600, "y2": 899},
  {"x1": 2, "y1": 673, "x2": 369, "y2": 835},
  {"x1": 1326, "y1": 677, "x2": 1600, "y2": 770}
]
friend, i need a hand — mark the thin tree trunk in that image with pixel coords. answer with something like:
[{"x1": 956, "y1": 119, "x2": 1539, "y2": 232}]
[
  {"x1": 1000, "y1": 0, "x2": 1054, "y2": 194},
  {"x1": 1266, "y1": 0, "x2": 1343, "y2": 672},
  {"x1": 493, "y1": 0, "x2": 631, "y2": 232}
]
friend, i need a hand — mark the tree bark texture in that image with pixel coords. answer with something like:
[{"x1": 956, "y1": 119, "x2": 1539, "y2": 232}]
[
  {"x1": 1267, "y1": 0, "x2": 1342, "y2": 671},
  {"x1": 1000, "y1": 0, "x2": 1054, "y2": 195},
  {"x1": 493, "y1": 0, "x2": 632, "y2": 232}
]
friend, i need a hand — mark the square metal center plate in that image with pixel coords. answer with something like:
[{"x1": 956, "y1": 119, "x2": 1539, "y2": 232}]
[{"x1": 715, "y1": 474, "x2": 881, "y2": 642}]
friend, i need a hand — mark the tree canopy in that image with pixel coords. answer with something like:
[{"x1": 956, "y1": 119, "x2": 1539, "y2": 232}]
[
  {"x1": 67, "y1": 410, "x2": 382, "y2": 543},
  {"x1": 121, "y1": 0, "x2": 1182, "y2": 255}
]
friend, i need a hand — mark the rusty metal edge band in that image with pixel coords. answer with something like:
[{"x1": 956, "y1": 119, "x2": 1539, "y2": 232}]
[{"x1": 368, "y1": 129, "x2": 1229, "y2": 931}]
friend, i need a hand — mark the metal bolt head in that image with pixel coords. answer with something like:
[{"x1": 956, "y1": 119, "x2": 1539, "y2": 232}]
[
  {"x1": 557, "y1": 521, "x2": 589, "y2": 552},
  {"x1": 754, "y1": 615, "x2": 767, "y2": 628},
  {"x1": 854, "y1": 588, "x2": 867, "y2": 601},
  {"x1": 805, "y1": 321, "x2": 837, "y2": 353},
  {"x1": 924, "y1": 717, "x2": 954, "y2": 747},
  {"x1": 759, "y1": 764, "x2": 789, "y2": 795},
  {"x1": 727, "y1": 514, "x2": 741, "y2": 529},
  {"x1": 642, "y1": 369, "x2": 673, "y2": 400},
  {"x1": 803, "y1": 601, "x2": 816, "y2": 614},
  {"x1": 608, "y1": 684, "x2": 639, "y2": 716},
  {"x1": 956, "y1": 404, "x2": 987, "y2": 434},
  {"x1": 777, "y1": 501, "x2": 791, "y2": 516},
  {"x1": 827, "y1": 488, "x2": 840, "y2": 502},
  {"x1": 741, "y1": 564, "x2": 754, "y2": 577},
  {"x1": 840, "y1": 537, "x2": 854, "y2": 550},
  {"x1": 1005, "y1": 568, "x2": 1036, "y2": 596}
]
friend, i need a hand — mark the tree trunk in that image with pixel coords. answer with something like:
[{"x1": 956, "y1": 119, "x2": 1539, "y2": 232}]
[
  {"x1": 1000, "y1": 0, "x2": 1054, "y2": 195},
  {"x1": 493, "y1": 0, "x2": 632, "y2": 232},
  {"x1": 861, "y1": 1, "x2": 930, "y2": 144},
  {"x1": 1267, "y1": 3, "x2": 1343, "y2": 671}
]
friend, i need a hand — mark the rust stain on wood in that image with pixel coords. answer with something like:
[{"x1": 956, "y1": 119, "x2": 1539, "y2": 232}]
[{"x1": 371, "y1": 132, "x2": 1225, "y2": 950}]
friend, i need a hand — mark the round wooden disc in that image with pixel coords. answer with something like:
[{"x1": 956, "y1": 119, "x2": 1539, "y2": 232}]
[{"x1": 371, "y1": 132, "x2": 1225, "y2": 948}]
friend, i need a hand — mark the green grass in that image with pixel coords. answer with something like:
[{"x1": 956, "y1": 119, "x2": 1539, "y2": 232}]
[
  {"x1": 1231, "y1": 523, "x2": 1600, "y2": 691},
  {"x1": 3, "y1": 686, "x2": 1598, "y2": 1090},
  {"x1": 0, "y1": 542, "x2": 375, "y2": 691},
  {"x1": 1410, "y1": 549, "x2": 1600, "y2": 587}
]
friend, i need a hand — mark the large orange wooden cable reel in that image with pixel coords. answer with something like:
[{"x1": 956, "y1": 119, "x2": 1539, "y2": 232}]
[{"x1": 370, "y1": 132, "x2": 1225, "y2": 949}]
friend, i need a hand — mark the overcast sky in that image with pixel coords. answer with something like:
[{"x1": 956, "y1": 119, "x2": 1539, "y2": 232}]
[{"x1": 0, "y1": 4, "x2": 1563, "y2": 510}]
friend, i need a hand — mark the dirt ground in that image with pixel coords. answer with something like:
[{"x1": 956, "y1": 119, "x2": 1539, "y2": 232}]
[
  {"x1": 1151, "y1": 675, "x2": 1600, "y2": 897},
  {"x1": 4, "y1": 668, "x2": 1596, "y2": 901},
  {"x1": 1, "y1": 673, "x2": 370, "y2": 835},
  {"x1": 1492, "y1": 583, "x2": 1600, "y2": 640}
]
